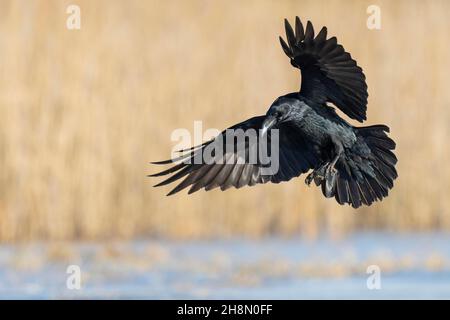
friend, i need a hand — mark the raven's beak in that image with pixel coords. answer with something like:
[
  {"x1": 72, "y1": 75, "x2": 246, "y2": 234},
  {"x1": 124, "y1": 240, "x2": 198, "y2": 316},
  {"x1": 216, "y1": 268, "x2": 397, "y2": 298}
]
[{"x1": 261, "y1": 115, "x2": 277, "y2": 137}]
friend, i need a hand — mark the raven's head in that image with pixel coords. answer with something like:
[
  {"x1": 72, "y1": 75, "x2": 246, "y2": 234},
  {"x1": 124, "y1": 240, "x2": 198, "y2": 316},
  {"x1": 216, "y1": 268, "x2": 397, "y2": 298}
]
[{"x1": 262, "y1": 95, "x2": 303, "y2": 136}]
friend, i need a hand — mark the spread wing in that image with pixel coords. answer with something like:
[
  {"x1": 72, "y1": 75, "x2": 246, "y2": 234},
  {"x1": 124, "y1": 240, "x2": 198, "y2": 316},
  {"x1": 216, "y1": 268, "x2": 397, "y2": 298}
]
[
  {"x1": 279, "y1": 17, "x2": 368, "y2": 122},
  {"x1": 149, "y1": 116, "x2": 319, "y2": 195}
]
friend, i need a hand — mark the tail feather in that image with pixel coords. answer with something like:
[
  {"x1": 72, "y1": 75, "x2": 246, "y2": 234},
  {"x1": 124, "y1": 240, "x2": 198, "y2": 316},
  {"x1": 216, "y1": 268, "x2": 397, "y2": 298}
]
[
  {"x1": 322, "y1": 124, "x2": 398, "y2": 208},
  {"x1": 335, "y1": 167, "x2": 350, "y2": 205}
]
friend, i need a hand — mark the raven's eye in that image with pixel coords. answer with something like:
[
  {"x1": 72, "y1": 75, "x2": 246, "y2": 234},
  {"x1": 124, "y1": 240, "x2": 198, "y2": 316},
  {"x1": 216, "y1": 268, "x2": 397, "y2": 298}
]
[{"x1": 274, "y1": 111, "x2": 282, "y2": 119}]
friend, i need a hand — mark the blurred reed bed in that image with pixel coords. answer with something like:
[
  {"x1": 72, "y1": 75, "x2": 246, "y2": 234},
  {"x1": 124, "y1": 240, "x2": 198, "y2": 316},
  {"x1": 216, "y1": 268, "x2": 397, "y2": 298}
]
[{"x1": 0, "y1": 0, "x2": 449, "y2": 241}]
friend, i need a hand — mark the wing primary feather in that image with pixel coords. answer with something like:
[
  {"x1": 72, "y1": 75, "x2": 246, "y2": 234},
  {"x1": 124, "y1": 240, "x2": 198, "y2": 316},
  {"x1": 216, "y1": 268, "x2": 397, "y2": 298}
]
[
  {"x1": 279, "y1": 36, "x2": 292, "y2": 57},
  {"x1": 295, "y1": 16, "x2": 304, "y2": 43},
  {"x1": 148, "y1": 163, "x2": 186, "y2": 177},
  {"x1": 284, "y1": 19, "x2": 296, "y2": 49},
  {"x1": 153, "y1": 165, "x2": 197, "y2": 188},
  {"x1": 304, "y1": 20, "x2": 315, "y2": 42}
]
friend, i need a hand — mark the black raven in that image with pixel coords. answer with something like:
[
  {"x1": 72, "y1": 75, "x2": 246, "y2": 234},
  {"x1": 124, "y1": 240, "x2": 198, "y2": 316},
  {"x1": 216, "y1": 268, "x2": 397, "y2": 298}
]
[{"x1": 150, "y1": 17, "x2": 397, "y2": 208}]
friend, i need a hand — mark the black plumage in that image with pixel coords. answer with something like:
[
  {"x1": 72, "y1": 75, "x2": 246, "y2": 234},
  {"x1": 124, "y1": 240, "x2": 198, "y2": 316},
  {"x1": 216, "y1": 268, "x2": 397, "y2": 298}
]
[{"x1": 150, "y1": 17, "x2": 397, "y2": 208}]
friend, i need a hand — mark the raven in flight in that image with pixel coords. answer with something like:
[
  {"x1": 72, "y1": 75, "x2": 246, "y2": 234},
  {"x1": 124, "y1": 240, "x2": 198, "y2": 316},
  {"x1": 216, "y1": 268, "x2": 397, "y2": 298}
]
[{"x1": 150, "y1": 17, "x2": 397, "y2": 208}]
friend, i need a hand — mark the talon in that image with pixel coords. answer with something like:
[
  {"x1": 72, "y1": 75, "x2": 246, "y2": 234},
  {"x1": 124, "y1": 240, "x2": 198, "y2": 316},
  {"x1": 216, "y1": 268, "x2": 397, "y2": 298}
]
[
  {"x1": 326, "y1": 166, "x2": 335, "y2": 176},
  {"x1": 306, "y1": 163, "x2": 330, "y2": 187},
  {"x1": 313, "y1": 174, "x2": 323, "y2": 186},
  {"x1": 305, "y1": 172, "x2": 314, "y2": 186}
]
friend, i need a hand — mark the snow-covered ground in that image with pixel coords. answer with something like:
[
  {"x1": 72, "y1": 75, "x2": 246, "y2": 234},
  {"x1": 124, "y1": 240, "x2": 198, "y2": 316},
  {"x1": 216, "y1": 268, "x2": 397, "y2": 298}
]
[{"x1": 1, "y1": 233, "x2": 450, "y2": 299}]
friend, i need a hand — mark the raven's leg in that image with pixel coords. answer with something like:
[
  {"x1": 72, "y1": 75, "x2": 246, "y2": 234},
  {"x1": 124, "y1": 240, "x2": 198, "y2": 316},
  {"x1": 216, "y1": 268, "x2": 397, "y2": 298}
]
[
  {"x1": 305, "y1": 140, "x2": 345, "y2": 187},
  {"x1": 327, "y1": 140, "x2": 344, "y2": 174},
  {"x1": 323, "y1": 140, "x2": 344, "y2": 193}
]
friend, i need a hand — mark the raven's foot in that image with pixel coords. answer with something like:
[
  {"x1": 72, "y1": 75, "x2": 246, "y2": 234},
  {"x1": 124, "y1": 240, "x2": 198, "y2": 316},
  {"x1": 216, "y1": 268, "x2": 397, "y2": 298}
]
[
  {"x1": 305, "y1": 172, "x2": 315, "y2": 186},
  {"x1": 305, "y1": 164, "x2": 328, "y2": 187},
  {"x1": 324, "y1": 163, "x2": 338, "y2": 195},
  {"x1": 325, "y1": 163, "x2": 338, "y2": 178}
]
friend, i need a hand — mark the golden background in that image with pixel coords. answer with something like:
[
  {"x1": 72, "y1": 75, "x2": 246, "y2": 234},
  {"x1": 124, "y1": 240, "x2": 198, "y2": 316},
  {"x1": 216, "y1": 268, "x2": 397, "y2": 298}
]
[{"x1": 0, "y1": 0, "x2": 449, "y2": 241}]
